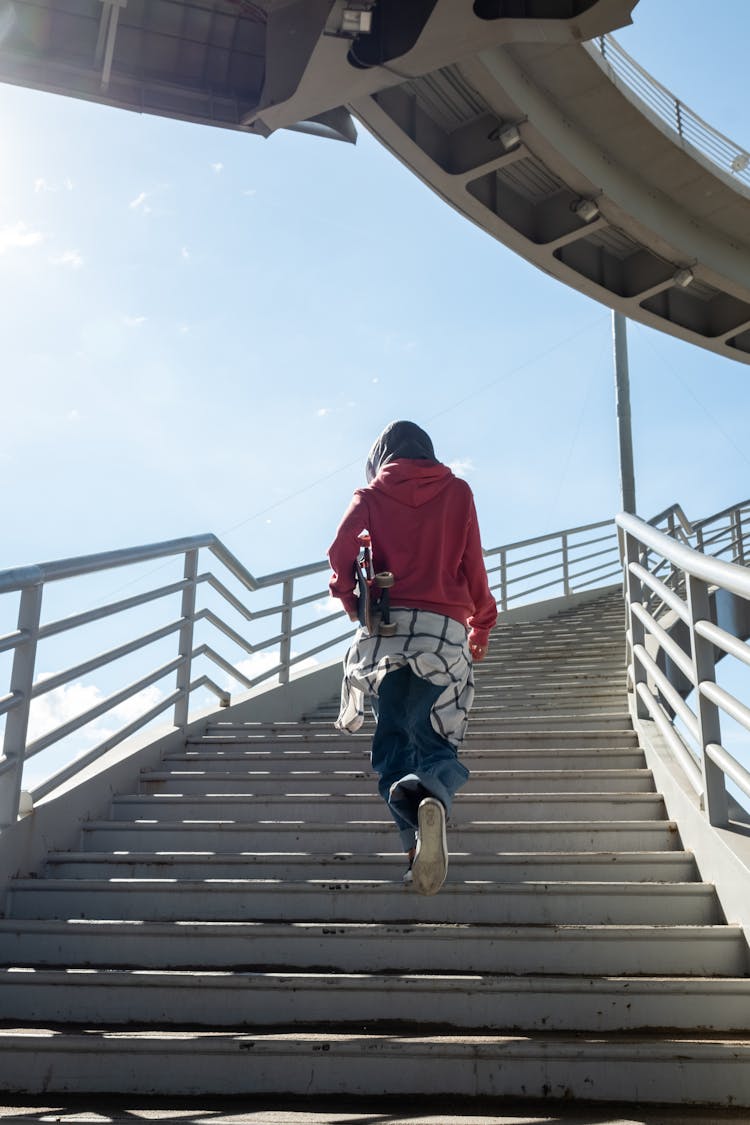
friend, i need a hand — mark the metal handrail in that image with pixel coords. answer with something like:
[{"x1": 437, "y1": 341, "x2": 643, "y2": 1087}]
[
  {"x1": 2, "y1": 494, "x2": 747, "y2": 825},
  {"x1": 0, "y1": 514, "x2": 628, "y2": 821},
  {"x1": 618, "y1": 510, "x2": 750, "y2": 829},
  {"x1": 587, "y1": 35, "x2": 750, "y2": 191}
]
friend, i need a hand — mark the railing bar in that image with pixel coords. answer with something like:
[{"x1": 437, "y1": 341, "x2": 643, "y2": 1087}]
[
  {"x1": 693, "y1": 499, "x2": 750, "y2": 529},
  {"x1": 290, "y1": 612, "x2": 345, "y2": 639},
  {"x1": 0, "y1": 692, "x2": 23, "y2": 718},
  {"x1": 618, "y1": 514, "x2": 750, "y2": 600},
  {"x1": 569, "y1": 569, "x2": 621, "y2": 592},
  {"x1": 565, "y1": 544, "x2": 619, "y2": 567},
  {"x1": 0, "y1": 631, "x2": 27, "y2": 655},
  {"x1": 502, "y1": 533, "x2": 616, "y2": 570},
  {"x1": 705, "y1": 742, "x2": 750, "y2": 802},
  {"x1": 505, "y1": 578, "x2": 563, "y2": 603},
  {"x1": 506, "y1": 560, "x2": 564, "y2": 587},
  {"x1": 628, "y1": 562, "x2": 690, "y2": 623},
  {"x1": 630, "y1": 602, "x2": 695, "y2": 685},
  {"x1": 701, "y1": 681, "x2": 750, "y2": 735},
  {"x1": 694, "y1": 620, "x2": 750, "y2": 669},
  {"x1": 292, "y1": 590, "x2": 333, "y2": 610},
  {"x1": 635, "y1": 682, "x2": 704, "y2": 796},
  {"x1": 199, "y1": 573, "x2": 252, "y2": 621},
  {"x1": 0, "y1": 535, "x2": 217, "y2": 594},
  {"x1": 37, "y1": 580, "x2": 189, "y2": 640},
  {"x1": 189, "y1": 675, "x2": 230, "y2": 705},
  {"x1": 24, "y1": 657, "x2": 184, "y2": 760},
  {"x1": 288, "y1": 630, "x2": 353, "y2": 664},
  {"x1": 566, "y1": 559, "x2": 622, "y2": 583},
  {"x1": 503, "y1": 546, "x2": 564, "y2": 569},
  {"x1": 195, "y1": 645, "x2": 254, "y2": 689},
  {"x1": 196, "y1": 608, "x2": 284, "y2": 654},
  {"x1": 30, "y1": 619, "x2": 184, "y2": 700},
  {"x1": 483, "y1": 520, "x2": 612, "y2": 557},
  {"x1": 28, "y1": 690, "x2": 181, "y2": 804},
  {"x1": 633, "y1": 643, "x2": 700, "y2": 741}
]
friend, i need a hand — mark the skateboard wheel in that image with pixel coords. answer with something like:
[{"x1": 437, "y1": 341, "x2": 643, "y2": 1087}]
[
  {"x1": 379, "y1": 622, "x2": 397, "y2": 637},
  {"x1": 375, "y1": 571, "x2": 395, "y2": 588}
]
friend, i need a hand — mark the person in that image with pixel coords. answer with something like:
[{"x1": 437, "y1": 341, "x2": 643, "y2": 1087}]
[{"x1": 327, "y1": 420, "x2": 497, "y2": 895}]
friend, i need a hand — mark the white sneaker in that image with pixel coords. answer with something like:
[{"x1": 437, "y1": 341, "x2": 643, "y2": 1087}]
[{"x1": 412, "y1": 797, "x2": 448, "y2": 895}]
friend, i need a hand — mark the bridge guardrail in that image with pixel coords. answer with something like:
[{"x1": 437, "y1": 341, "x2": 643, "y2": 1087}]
[
  {"x1": 588, "y1": 35, "x2": 750, "y2": 192},
  {"x1": 619, "y1": 510, "x2": 750, "y2": 829}
]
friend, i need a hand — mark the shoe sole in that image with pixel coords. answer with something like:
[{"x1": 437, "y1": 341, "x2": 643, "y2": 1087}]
[{"x1": 412, "y1": 798, "x2": 448, "y2": 896}]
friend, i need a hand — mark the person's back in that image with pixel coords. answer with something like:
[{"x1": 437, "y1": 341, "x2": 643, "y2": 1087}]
[{"x1": 328, "y1": 423, "x2": 496, "y2": 660}]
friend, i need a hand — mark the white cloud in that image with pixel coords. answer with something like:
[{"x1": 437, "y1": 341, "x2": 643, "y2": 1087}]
[
  {"x1": 211, "y1": 162, "x2": 224, "y2": 174},
  {"x1": 316, "y1": 407, "x2": 332, "y2": 417},
  {"x1": 28, "y1": 679, "x2": 166, "y2": 743},
  {"x1": 67, "y1": 409, "x2": 81, "y2": 423},
  {"x1": 181, "y1": 246, "x2": 190, "y2": 260},
  {"x1": 448, "y1": 458, "x2": 475, "y2": 478},
  {"x1": 314, "y1": 596, "x2": 340, "y2": 616},
  {"x1": 50, "y1": 249, "x2": 83, "y2": 269},
  {"x1": 0, "y1": 221, "x2": 43, "y2": 254},
  {"x1": 129, "y1": 191, "x2": 149, "y2": 210},
  {"x1": 178, "y1": 322, "x2": 190, "y2": 334},
  {"x1": 242, "y1": 188, "x2": 256, "y2": 197},
  {"x1": 123, "y1": 315, "x2": 146, "y2": 328},
  {"x1": 33, "y1": 176, "x2": 74, "y2": 193}
]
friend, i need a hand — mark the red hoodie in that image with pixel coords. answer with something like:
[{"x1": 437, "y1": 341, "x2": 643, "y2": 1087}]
[{"x1": 328, "y1": 460, "x2": 497, "y2": 648}]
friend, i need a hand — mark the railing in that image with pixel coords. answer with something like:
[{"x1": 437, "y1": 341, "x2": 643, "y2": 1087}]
[
  {"x1": 484, "y1": 519, "x2": 621, "y2": 612},
  {"x1": 0, "y1": 517, "x2": 628, "y2": 824},
  {"x1": 587, "y1": 35, "x2": 750, "y2": 191},
  {"x1": 0, "y1": 534, "x2": 349, "y2": 824},
  {"x1": 618, "y1": 511, "x2": 750, "y2": 828},
  {"x1": 640, "y1": 500, "x2": 750, "y2": 619}
]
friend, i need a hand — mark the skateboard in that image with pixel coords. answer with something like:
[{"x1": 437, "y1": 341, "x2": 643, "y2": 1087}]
[{"x1": 355, "y1": 533, "x2": 397, "y2": 636}]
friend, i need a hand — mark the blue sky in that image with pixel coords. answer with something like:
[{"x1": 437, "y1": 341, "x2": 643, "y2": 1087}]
[
  {"x1": 1, "y1": 0, "x2": 749, "y2": 580},
  {"x1": 2, "y1": 0, "x2": 750, "y2": 786}
]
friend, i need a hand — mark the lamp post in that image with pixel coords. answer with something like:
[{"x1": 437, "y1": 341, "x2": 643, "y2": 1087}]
[{"x1": 612, "y1": 311, "x2": 636, "y2": 515}]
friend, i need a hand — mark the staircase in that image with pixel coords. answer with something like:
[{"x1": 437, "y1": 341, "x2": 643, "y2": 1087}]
[{"x1": 0, "y1": 589, "x2": 748, "y2": 1105}]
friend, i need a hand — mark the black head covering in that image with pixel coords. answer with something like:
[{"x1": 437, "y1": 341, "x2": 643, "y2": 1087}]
[{"x1": 365, "y1": 420, "x2": 437, "y2": 483}]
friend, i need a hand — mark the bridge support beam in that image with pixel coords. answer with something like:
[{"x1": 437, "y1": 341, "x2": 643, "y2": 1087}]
[{"x1": 613, "y1": 311, "x2": 637, "y2": 515}]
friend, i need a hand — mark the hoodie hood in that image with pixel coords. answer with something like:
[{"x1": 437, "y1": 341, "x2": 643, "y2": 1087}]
[
  {"x1": 369, "y1": 458, "x2": 454, "y2": 508},
  {"x1": 365, "y1": 420, "x2": 436, "y2": 483}
]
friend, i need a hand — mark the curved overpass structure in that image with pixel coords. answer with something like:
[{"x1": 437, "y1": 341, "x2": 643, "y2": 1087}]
[{"x1": 1, "y1": 0, "x2": 749, "y2": 362}]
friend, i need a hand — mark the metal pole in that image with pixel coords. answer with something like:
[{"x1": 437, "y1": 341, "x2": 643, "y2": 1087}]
[{"x1": 612, "y1": 310, "x2": 637, "y2": 515}]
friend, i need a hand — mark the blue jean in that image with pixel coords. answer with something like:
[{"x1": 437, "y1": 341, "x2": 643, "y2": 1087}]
[{"x1": 371, "y1": 664, "x2": 470, "y2": 850}]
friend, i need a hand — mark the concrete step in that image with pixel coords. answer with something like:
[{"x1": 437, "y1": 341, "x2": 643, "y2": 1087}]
[
  {"x1": 6, "y1": 878, "x2": 720, "y2": 926},
  {"x1": 0, "y1": 1028, "x2": 746, "y2": 1102},
  {"x1": 109, "y1": 792, "x2": 668, "y2": 822},
  {"x1": 80, "y1": 819, "x2": 683, "y2": 853},
  {"x1": 167, "y1": 746, "x2": 647, "y2": 770},
  {"x1": 138, "y1": 768, "x2": 656, "y2": 796},
  {"x1": 0, "y1": 919, "x2": 743, "y2": 975},
  {"x1": 2, "y1": 969, "x2": 747, "y2": 1033},
  {"x1": 195, "y1": 731, "x2": 641, "y2": 749},
  {"x1": 44, "y1": 850, "x2": 698, "y2": 882}
]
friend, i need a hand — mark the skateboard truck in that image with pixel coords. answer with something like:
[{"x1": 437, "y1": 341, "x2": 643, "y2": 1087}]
[{"x1": 355, "y1": 533, "x2": 397, "y2": 637}]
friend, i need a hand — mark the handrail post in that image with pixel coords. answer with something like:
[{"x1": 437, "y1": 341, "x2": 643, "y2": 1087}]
[
  {"x1": 623, "y1": 532, "x2": 648, "y2": 719},
  {"x1": 279, "y1": 577, "x2": 294, "y2": 685},
  {"x1": 686, "y1": 573, "x2": 729, "y2": 827},
  {"x1": 0, "y1": 583, "x2": 44, "y2": 825},
  {"x1": 561, "y1": 533, "x2": 570, "y2": 597},
  {"x1": 173, "y1": 549, "x2": 199, "y2": 731},
  {"x1": 732, "y1": 507, "x2": 745, "y2": 565},
  {"x1": 499, "y1": 550, "x2": 508, "y2": 613}
]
